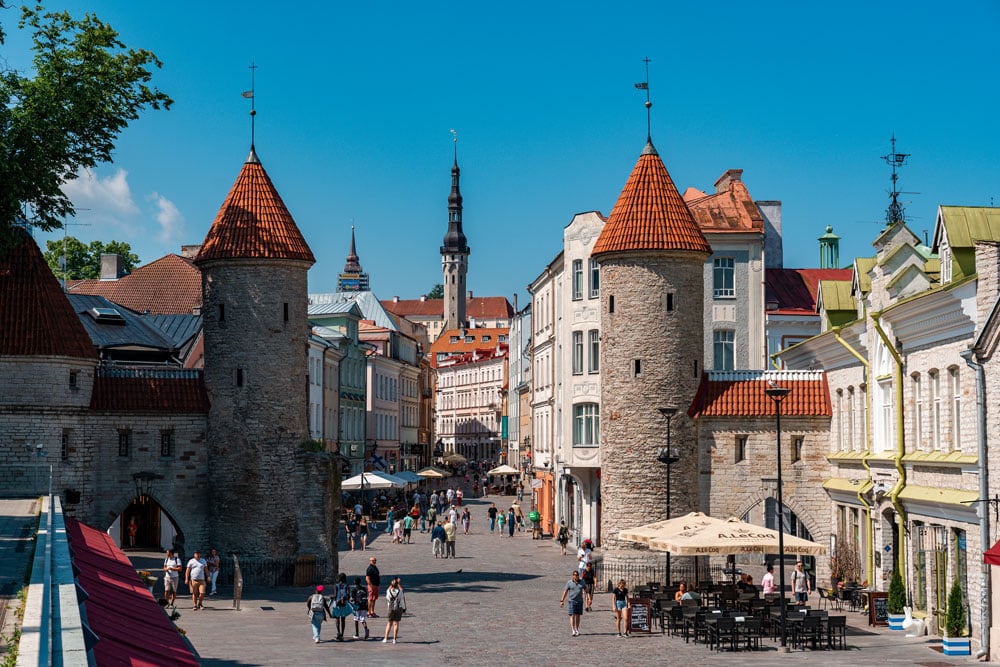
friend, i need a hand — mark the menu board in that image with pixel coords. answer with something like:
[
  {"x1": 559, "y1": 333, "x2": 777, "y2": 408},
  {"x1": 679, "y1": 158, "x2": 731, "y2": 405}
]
[
  {"x1": 629, "y1": 597, "x2": 652, "y2": 633},
  {"x1": 869, "y1": 591, "x2": 888, "y2": 626}
]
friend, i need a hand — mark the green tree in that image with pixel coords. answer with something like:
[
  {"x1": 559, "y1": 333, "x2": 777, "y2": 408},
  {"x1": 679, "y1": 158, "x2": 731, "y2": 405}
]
[
  {"x1": 426, "y1": 283, "x2": 444, "y2": 299},
  {"x1": 43, "y1": 236, "x2": 139, "y2": 280},
  {"x1": 0, "y1": 4, "x2": 171, "y2": 248},
  {"x1": 887, "y1": 566, "x2": 905, "y2": 614},
  {"x1": 945, "y1": 577, "x2": 966, "y2": 637}
]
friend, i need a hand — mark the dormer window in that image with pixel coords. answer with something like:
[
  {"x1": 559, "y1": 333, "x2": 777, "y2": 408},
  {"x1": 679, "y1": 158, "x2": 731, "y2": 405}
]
[{"x1": 940, "y1": 238, "x2": 953, "y2": 283}]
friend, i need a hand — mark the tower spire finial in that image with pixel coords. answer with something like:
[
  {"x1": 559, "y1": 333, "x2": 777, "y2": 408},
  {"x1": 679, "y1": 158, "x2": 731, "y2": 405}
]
[
  {"x1": 881, "y1": 133, "x2": 910, "y2": 226},
  {"x1": 450, "y1": 129, "x2": 458, "y2": 163},
  {"x1": 242, "y1": 61, "x2": 258, "y2": 151},
  {"x1": 634, "y1": 57, "x2": 653, "y2": 144}
]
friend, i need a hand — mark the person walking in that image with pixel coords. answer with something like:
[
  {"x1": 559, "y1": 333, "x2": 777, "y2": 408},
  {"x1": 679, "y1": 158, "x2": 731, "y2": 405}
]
[
  {"x1": 358, "y1": 516, "x2": 370, "y2": 551},
  {"x1": 382, "y1": 577, "x2": 407, "y2": 644},
  {"x1": 461, "y1": 507, "x2": 471, "y2": 534},
  {"x1": 761, "y1": 563, "x2": 776, "y2": 595},
  {"x1": 162, "y1": 549, "x2": 183, "y2": 607},
  {"x1": 487, "y1": 503, "x2": 498, "y2": 533},
  {"x1": 443, "y1": 518, "x2": 457, "y2": 558},
  {"x1": 507, "y1": 507, "x2": 516, "y2": 538},
  {"x1": 402, "y1": 513, "x2": 414, "y2": 544},
  {"x1": 307, "y1": 585, "x2": 330, "y2": 643},
  {"x1": 792, "y1": 560, "x2": 812, "y2": 605},
  {"x1": 557, "y1": 521, "x2": 570, "y2": 554},
  {"x1": 206, "y1": 548, "x2": 221, "y2": 596},
  {"x1": 185, "y1": 550, "x2": 208, "y2": 610},
  {"x1": 559, "y1": 570, "x2": 586, "y2": 636},
  {"x1": 345, "y1": 513, "x2": 358, "y2": 551},
  {"x1": 329, "y1": 573, "x2": 353, "y2": 641},
  {"x1": 431, "y1": 521, "x2": 446, "y2": 558},
  {"x1": 366, "y1": 557, "x2": 381, "y2": 617},
  {"x1": 349, "y1": 576, "x2": 369, "y2": 640},
  {"x1": 582, "y1": 562, "x2": 596, "y2": 611},
  {"x1": 612, "y1": 579, "x2": 632, "y2": 637},
  {"x1": 497, "y1": 509, "x2": 506, "y2": 537}
]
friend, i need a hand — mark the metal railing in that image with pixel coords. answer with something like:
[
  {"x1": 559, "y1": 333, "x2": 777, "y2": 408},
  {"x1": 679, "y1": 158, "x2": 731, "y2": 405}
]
[{"x1": 217, "y1": 554, "x2": 330, "y2": 588}]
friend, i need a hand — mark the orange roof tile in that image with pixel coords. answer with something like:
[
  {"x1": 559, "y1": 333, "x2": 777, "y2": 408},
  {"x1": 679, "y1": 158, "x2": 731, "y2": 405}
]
[
  {"x1": 688, "y1": 371, "x2": 831, "y2": 418},
  {"x1": 428, "y1": 327, "x2": 508, "y2": 368},
  {"x1": 196, "y1": 148, "x2": 315, "y2": 264},
  {"x1": 592, "y1": 141, "x2": 711, "y2": 256},
  {"x1": 90, "y1": 370, "x2": 209, "y2": 412},
  {"x1": 765, "y1": 268, "x2": 854, "y2": 315},
  {"x1": 0, "y1": 230, "x2": 97, "y2": 359},
  {"x1": 66, "y1": 254, "x2": 202, "y2": 315},
  {"x1": 382, "y1": 296, "x2": 513, "y2": 321},
  {"x1": 683, "y1": 170, "x2": 764, "y2": 234}
]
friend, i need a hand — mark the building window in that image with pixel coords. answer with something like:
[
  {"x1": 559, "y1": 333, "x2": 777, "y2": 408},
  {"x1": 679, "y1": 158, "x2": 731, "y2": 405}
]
[
  {"x1": 879, "y1": 378, "x2": 894, "y2": 452},
  {"x1": 237, "y1": 368, "x2": 244, "y2": 387},
  {"x1": 572, "y1": 331, "x2": 584, "y2": 374},
  {"x1": 160, "y1": 430, "x2": 174, "y2": 457},
  {"x1": 713, "y1": 257, "x2": 735, "y2": 298},
  {"x1": 735, "y1": 435, "x2": 747, "y2": 463},
  {"x1": 588, "y1": 330, "x2": 599, "y2": 373},
  {"x1": 930, "y1": 370, "x2": 941, "y2": 450},
  {"x1": 949, "y1": 367, "x2": 961, "y2": 450},
  {"x1": 609, "y1": 295, "x2": 614, "y2": 314},
  {"x1": 117, "y1": 430, "x2": 131, "y2": 457},
  {"x1": 632, "y1": 359, "x2": 641, "y2": 377},
  {"x1": 713, "y1": 330, "x2": 735, "y2": 371},
  {"x1": 283, "y1": 302, "x2": 289, "y2": 322},
  {"x1": 572, "y1": 403, "x2": 600, "y2": 446},
  {"x1": 69, "y1": 370, "x2": 78, "y2": 389},
  {"x1": 792, "y1": 436, "x2": 803, "y2": 463},
  {"x1": 572, "y1": 259, "x2": 583, "y2": 300},
  {"x1": 666, "y1": 293, "x2": 674, "y2": 312},
  {"x1": 912, "y1": 373, "x2": 923, "y2": 451},
  {"x1": 589, "y1": 259, "x2": 599, "y2": 298},
  {"x1": 219, "y1": 303, "x2": 225, "y2": 322},
  {"x1": 61, "y1": 429, "x2": 70, "y2": 460}
]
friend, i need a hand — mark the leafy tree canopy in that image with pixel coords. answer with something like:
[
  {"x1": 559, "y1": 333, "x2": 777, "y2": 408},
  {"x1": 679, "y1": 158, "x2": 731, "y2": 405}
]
[
  {"x1": 43, "y1": 236, "x2": 139, "y2": 280},
  {"x1": 426, "y1": 283, "x2": 444, "y2": 299},
  {"x1": 0, "y1": 4, "x2": 171, "y2": 248}
]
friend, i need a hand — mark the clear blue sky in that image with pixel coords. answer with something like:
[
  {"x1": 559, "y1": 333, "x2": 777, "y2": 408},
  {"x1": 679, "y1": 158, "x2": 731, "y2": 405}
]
[{"x1": 7, "y1": 1, "x2": 999, "y2": 305}]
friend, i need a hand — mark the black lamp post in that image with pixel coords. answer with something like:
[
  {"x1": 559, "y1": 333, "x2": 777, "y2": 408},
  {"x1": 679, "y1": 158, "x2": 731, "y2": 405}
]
[
  {"x1": 765, "y1": 384, "x2": 791, "y2": 650},
  {"x1": 657, "y1": 406, "x2": 679, "y2": 585}
]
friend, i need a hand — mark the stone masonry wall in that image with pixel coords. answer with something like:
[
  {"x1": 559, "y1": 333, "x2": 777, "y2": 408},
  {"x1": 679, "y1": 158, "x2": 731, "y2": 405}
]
[{"x1": 599, "y1": 251, "x2": 707, "y2": 571}]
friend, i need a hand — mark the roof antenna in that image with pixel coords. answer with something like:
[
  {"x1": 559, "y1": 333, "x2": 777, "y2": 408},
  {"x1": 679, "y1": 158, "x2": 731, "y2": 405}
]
[
  {"x1": 242, "y1": 61, "x2": 258, "y2": 150},
  {"x1": 881, "y1": 133, "x2": 909, "y2": 226},
  {"x1": 634, "y1": 57, "x2": 652, "y2": 143}
]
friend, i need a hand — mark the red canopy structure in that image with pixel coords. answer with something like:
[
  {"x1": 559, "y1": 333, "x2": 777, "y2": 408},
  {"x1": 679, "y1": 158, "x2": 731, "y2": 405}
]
[{"x1": 984, "y1": 540, "x2": 1000, "y2": 566}]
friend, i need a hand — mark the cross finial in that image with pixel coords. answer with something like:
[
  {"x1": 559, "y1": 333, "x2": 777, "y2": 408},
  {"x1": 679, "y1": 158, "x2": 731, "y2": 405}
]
[
  {"x1": 634, "y1": 57, "x2": 653, "y2": 143},
  {"x1": 242, "y1": 61, "x2": 258, "y2": 149}
]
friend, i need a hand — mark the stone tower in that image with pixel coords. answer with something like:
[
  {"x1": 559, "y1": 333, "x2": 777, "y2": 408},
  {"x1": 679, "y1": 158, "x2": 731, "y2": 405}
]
[
  {"x1": 593, "y1": 140, "x2": 711, "y2": 573},
  {"x1": 196, "y1": 147, "x2": 336, "y2": 569},
  {"x1": 441, "y1": 145, "x2": 469, "y2": 331}
]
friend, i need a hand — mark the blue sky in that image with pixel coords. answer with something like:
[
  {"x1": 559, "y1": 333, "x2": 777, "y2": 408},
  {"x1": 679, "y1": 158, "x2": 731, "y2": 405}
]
[{"x1": 7, "y1": 1, "x2": 999, "y2": 305}]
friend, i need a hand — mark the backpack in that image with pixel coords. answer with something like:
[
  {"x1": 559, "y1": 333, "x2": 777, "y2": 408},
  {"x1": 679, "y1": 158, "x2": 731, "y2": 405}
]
[
  {"x1": 350, "y1": 585, "x2": 365, "y2": 606},
  {"x1": 334, "y1": 584, "x2": 348, "y2": 607},
  {"x1": 311, "y1": 593, "x2": 326, "y2": 612},
  {"x1": 388, "y1": 590, "x2": 403, "y2": 611}
]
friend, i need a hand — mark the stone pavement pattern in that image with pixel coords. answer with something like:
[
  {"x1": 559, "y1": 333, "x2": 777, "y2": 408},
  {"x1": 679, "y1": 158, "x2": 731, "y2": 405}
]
[
  {"x1": 173, "y1": 495, "x2": 975, "y2": 667},
  {"x1": 0, "y1": 499, "x2": 39, "y2": 644}
]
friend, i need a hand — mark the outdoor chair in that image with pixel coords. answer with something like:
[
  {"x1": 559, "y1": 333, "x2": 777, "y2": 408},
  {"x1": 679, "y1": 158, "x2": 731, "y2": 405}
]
[
  {"x1": 817, "y1": 587, "x2": 832, "y2": 609},
  {"x1": 740, "y1": 617, "x2": 764, "y2": 651},
  {"x1": 792, "y1": 615, "x2": 822, "y2": 650},
  {"x1": 826, "y1": 615, "x2": 847, "y2": 649},
  {"x1": 666, "y1": 604, "x2": 685, "y2": 636},
  {"x1": 709, "y1": 616, "x2": 738, "y2": 652}
]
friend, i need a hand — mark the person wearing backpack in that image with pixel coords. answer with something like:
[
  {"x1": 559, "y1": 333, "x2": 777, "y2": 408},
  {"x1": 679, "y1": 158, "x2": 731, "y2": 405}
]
[
  {"x1": 329, "y1": 573, "x2": 353, "y2": 641},
  {"x1": 349, "y1": 576, "x2": 369, "y2": 640},
  {"x1": 306, "y1": 585, "x2": 330, "y2": 643},
  {"x1": 557, "y1": 521, "x2": 570, "y2": 555},
  {"x1": 382, "y1": 577, "x2": 407, "y2": 644}
]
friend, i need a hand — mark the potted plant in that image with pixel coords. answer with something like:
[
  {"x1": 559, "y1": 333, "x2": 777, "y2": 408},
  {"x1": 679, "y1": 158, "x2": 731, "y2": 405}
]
[
  {"x1": 887, "y1": 567, "x2": 906, "y2": 630},
  {"x1": 942, "y1": 578, "x2": 970, "y2": 655}
]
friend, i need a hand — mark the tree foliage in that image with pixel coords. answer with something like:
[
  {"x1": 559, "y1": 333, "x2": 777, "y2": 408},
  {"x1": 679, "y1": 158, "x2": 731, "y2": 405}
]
[
  {"x1": 42, "y1": 235, "x2": 139, "y2": 280},
  {"x1": 0, "y1": 4, "x2": 171, "y2": 247},
  {"x1": 946, "y1": 577, "x2": 966, "y2": 638},
  {"x1": 426, "y1": 283, "x2": 444, "y2": 299},
  {"x1": 887, "y1": 566, "x2": 905, "y2": 614}
]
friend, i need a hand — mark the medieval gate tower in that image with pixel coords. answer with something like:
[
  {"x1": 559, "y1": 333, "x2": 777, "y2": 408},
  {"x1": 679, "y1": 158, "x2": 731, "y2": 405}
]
[{"x1": 593, "y1": 139, "x2": 710, "y2": 575}]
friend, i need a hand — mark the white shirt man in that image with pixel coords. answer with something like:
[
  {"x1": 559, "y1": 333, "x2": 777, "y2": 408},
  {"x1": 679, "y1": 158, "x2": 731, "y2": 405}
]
[
  {"x1": 185, "y1": 551, "x2": 208, "y2": 610},
  {"x1": 163, "y1": 550, "x2": 183, "y2": 605}
]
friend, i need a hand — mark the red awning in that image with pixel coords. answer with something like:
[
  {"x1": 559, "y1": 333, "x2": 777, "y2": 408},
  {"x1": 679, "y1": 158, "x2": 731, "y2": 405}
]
[{"x1": 985, "y1": 539, "x2": 1000, "y2": 566}]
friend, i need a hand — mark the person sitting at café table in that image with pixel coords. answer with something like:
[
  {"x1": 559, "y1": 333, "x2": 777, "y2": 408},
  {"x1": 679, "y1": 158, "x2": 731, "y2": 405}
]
[{"x1": 674, "y1": 582, "x2": 687, "y2": 602}]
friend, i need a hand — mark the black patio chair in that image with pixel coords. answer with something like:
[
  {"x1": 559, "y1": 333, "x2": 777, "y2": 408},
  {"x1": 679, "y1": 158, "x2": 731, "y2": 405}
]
[{"x1": 826, "y1": 615, "x2": 847, "y2": 649}]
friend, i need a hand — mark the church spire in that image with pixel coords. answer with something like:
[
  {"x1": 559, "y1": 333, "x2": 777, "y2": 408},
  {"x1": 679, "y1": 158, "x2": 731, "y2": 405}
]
[
  {"x1": 337, "y1": 225, "x2": 369, "y2": 292},
  {"x1": 442, "y1": 131, "x2": 469, "y2": 254},
  {"x1": 441, "y1": 130, "x2": 470, "y2": 331}
]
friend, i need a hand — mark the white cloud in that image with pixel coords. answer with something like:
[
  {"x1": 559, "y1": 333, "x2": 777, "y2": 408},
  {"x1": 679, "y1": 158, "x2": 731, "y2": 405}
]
[
  {"x1": 149, "y1": 192, "x2": 186, "y2": 246},
  {"x1": 62, "y1": 168, "x2": 139, "y2": 218}
]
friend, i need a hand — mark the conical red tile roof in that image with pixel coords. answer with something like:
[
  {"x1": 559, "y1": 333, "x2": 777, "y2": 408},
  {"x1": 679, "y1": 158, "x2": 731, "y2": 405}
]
[
  {"x1": 0, "y1": 230, "x2": 97, "y2": 359},
  {"x1": 196, "y1": 148, "x2": 315, "y2": 264},
  {"x1": 592, "y1": 141, "x2": 711, "y2": 256}
]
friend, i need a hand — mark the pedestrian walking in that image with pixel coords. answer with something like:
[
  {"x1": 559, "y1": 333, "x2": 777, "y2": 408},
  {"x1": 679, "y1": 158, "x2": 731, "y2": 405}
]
[
  {"x1": 461, "y1": 508, "x2": 471, "y2": 534},
  {"x1": 382, "y1": 578, "x2": 407, "y2": 644},
  {"x1": 307, "y1": 585, "x2": 330, "y2": 643},
  {"x1": 206, "y1": 548, "x2": 221, "y2": 596},
  {"x1": 558, "y1": 521, "x2": 570, "y2": 555},
  {"x1": 162, "y1": 549, "x2": 182, "y2": 607},
  {"x1": 358, "y1": 516, "x2": 370, "y2": 551},
  {"x1": 487, "y1": 503, "x2": 498, "y2": 533},
  {"x1": 560, "y1": 570, "x2": 586, "y2": 636},
  {"x1": 582, "y1": 561, "x2": 596, "y2": 611},
  {"x1": 431, "y1": 521, "x2": 446, "y2": 558},
  {"x1": 329, "y1": 573, "x2": 353, "y2": 641},
  {"x1": 793, "y1": 560, "x2": 812, "y2": 604},
  {"x1": 507, "y1": 507, "x2": 516, "y2": 537},
  {"x1": 402, "y1": 513, "x2": 414, "y2": 543},
  {"x1": 185, "y1": 550, "x2": 208, "y2": 610},
  {"x1": 349, "y1": 576, "x2": 369, "y2": 640},
  {"x1": 456, "y1": 487, "x2": 463, "y2": 506},
  {"x1": 612, "y1": 579, "x2": 631, "y2": 637},
  {"x1": 345, "y1": 513, "x2": 358, "y2": 551},
  {"x1": 443, "y1": 518, "x2": 457, "y2": 558},
  {"x1": 497, "y1": 509, "x2": 506, "y2": 537}
]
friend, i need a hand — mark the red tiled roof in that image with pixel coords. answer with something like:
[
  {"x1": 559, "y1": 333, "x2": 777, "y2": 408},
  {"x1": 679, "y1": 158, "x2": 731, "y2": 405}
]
[
  {"x1": 688, "y1": 371, "x2": 831, "y2": 418},
  {"x1": 382, "y1": 296, "x2": 513, "y2": 320},
  {"x1": 765, "y1": 268, "x2": 853, "y2": 315},
  {"x1": 90, "y1": 371, "x2": 209, "y2": 412},
  {"x1": 196, "y1": 148, "x2": 315, "y2": 264},
  {"x1": 438, "y1": 344, "x2": 508, "y2": 367},
  {"x1": 683, "y1": 171, "x2": 764, "y2": 233},
  {"x1": 65, "y1": 518, "x2": 199, "y2": 667},
  {"x1": 592, "y1": 142, "x2": 711, "y2": 256},
  {"x1": 0, "y1": 231, "x2": 97, "y2": 359},
  {"x1": 429, "y1": 327, "x2": 508, "y2": 368},
  {"x1": 66, "y1": 254, "x2": 202, "y2": 315}
]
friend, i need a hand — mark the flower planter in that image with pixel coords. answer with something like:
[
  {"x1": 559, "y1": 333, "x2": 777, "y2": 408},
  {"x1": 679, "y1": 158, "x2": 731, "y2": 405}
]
[
  {"x1": 942, "y1": 636, "x2": 971, "y2": 655},
  {"x1": 887, "y1": 613, "x2": 906, "y2": 630}
]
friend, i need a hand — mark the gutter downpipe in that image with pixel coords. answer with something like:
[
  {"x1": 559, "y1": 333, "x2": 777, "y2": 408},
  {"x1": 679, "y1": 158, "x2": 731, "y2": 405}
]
[
  {"x1": 871, "y1": 312, "x2": 907, "y2": 587},
  {"x1": 833, "y1": 328, "x2": 875, "y2": 585},
  {"x1": 960, "y1": 348, "x2": 990, "y2": 660}
]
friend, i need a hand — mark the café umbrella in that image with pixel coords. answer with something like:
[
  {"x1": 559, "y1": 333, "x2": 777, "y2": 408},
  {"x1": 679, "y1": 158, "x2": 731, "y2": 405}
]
[
  {"x1": 619, "y1": 511, "x2": 826, "y2": 556},
  {"x1": 487, "y1": 464, "x2": 520, "y2": 476},
  {"x1": 340, "y1": 471, "x2": 407, "y2": 490}
]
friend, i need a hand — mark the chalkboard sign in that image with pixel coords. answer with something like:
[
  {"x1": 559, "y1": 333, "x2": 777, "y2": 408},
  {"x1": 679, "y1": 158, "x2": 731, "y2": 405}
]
[
  {"x1": 629, "y1": 597, "x2": 652, "y2": 633},
  {"x1": 869, "y1": 591, "x2": 888, "y2": 627}
]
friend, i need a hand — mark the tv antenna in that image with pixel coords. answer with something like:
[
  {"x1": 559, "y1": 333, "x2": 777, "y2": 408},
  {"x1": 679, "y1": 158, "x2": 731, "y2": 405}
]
[{"x1": 60, "y1": 217, "x2": 92, "y2": 290}]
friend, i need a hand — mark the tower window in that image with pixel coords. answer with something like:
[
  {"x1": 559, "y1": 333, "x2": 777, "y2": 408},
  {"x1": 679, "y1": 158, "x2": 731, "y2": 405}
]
[
  {"x1": 117, "y1": 429, "x2": 131, "y2": 457},
  {"x1": 609, "y1": 295, "x2": 615, "y2": 314},
  {"x1": 792, "y1": 436, "x2": 803, "y2": 463},
  {"x1": 735, "y1": 435, "x2": 747, "y2": 463},
  {"x1": 69, "y1": 370, "x2": 78, "y2": 389},
  {"x1": 632, "y1": 359, "x2": 641, "y2": 377},
  {"x1": 219, "y1": 303, "x2": 225, "y2": 322},
  {"x1": 666, "y1": 293, "x2": 674, "y2": 312},
  {"x1": 693, "y1": 360, "x2": 699, "y2": 378},
  {"x1": 283, "y1": 302, "x2": 289, "y2": 322},
  {"x1": 237, "y1": 368, "x2": 244, "y2": 387},
  {"x1": 713, "y1": 330, "x2": 735, "y2": 370},
  {"x1": 161, "y1": 430, "x2": 175, "y2": 457},
  {"x1": 61, "y1": 429, "x2": 70, "y2": 460}
]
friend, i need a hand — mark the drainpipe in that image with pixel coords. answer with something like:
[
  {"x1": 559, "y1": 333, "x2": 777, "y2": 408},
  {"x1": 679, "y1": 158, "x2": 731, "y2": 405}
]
[
  {"x1": 833, "y1": 329, "x2": 875, "y2": 584},
  {"x1": 960, "y1": 348, "x2": 990, "y2": 660},
  {"x1": 871, "y1": 312, "x2": 907, "y2": 585}
]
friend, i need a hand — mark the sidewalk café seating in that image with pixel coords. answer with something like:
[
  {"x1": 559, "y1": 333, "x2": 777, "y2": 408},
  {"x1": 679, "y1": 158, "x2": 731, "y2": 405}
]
[
  {"x1": 791, "y1": 615, "x2": 822, "y2": 650},
  {"x1": 708, "y1": 615, "x2": 738, "y2": 652},
  {"x1": 817, "y1": 587, "x2": 833, "y2": 609},
  {"x1": 826, "y1": 615, "x2": 848, "y2": 649},
  {"x1": 740, "y1": 617, "x2": 764, "y2": 650},
  {"x1": 666, "y1": 604, "x2": 686, "y2": 636}
]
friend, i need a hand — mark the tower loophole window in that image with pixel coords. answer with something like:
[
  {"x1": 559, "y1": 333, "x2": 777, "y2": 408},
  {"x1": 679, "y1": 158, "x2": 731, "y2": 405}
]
[
  {"x1": 219, "y1": 303, "x2": 225, "y2": 322},
  {"x1": 236, "y1": 368, "x2": 244, "y2": 387}
]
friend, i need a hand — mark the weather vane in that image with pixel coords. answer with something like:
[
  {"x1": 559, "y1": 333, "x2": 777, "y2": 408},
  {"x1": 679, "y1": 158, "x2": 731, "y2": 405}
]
[
  {"x1": 241, "y1": 61, "x2": 258, "y2": 148},
  {"x1": 634, "y1": 57, "x2": 652, "y2": 142},
  {"x1": 881, "y1": 134, "x2": 910, "y2": 226}
]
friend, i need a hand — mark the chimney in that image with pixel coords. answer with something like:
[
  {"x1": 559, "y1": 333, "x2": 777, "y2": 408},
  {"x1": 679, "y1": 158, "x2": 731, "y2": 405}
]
[
  {"x1": 100, "y1": 254, "x2": 125, "y2": 281},
  {"x1": 181, "y1": 244, "x2": 202, "y2": 259},
  {"x1": 714, "y1": 169, "x2": 743, "y2": 194},
  {"x1": 420, "y1": 295, "x2": 426, "y2": 302},
  {"x1": 467, "y1": 290, "x2": 473, "y2": 300},
  {"x1": 393, "y1": 296, "x2": 399, "y2": 303}
]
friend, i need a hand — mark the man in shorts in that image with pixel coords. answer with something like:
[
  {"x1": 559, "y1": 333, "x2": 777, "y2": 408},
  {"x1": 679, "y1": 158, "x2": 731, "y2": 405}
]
[
  {"x1": 350, "y1": 576, "x2": 369, "y2": 640},
  {"x1": 162, "y1": 549, "x2": 183, "y2": 607},
  {"x1": 559, "y1": 570, "x2": 586, "y2": 636},
  {"x1": 365, "y1": 556, "x2": 381, "y2": 617},
  {"x1": 185, "y1": 550, "x2": 208, "y2": 610}
]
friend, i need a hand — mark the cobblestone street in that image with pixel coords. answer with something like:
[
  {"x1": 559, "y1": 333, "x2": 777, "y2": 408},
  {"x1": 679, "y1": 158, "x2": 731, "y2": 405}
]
[{"x1": 173, "y1": 496, "x2": 972, "y2": 666}]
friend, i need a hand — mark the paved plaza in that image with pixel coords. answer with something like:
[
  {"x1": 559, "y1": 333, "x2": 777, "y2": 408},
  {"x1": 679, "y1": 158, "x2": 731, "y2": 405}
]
[{"x1": 170, "y1": 495, "x2": 973, "y2": 667}]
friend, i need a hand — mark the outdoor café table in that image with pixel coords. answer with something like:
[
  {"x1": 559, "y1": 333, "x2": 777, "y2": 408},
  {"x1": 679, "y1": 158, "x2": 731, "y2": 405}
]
[
  {"x1": 705, "y1": 613, "x2": 752, "y2": 651},
  {"x1": 769, "y1": 608, "x2": 805, "y2": 641}
]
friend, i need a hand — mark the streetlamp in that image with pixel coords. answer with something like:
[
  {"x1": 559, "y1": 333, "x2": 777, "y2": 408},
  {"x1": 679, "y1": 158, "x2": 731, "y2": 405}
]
[
  {"x1": 765, "y1": 384, "x2": 791, "y2": 651},
  {"x1": 657, "y1": 406, "x2": 679, "y2": 585}
]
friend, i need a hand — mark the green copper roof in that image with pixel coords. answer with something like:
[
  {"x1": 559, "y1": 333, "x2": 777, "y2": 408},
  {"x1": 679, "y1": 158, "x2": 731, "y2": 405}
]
[
  {"x1": 854, "y1": 257, "x2": 876, "y2": 294},
  {"x1": 938, "y1": 206, "x2": 1000, "y2": 248}
]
